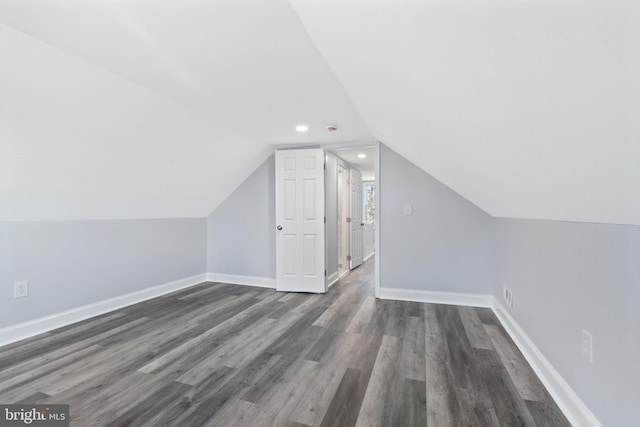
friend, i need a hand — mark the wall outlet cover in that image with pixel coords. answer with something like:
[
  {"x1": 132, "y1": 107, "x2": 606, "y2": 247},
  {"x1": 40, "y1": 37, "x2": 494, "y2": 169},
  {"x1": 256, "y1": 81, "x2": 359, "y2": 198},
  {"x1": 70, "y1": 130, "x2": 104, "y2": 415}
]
[
  {"x1": 14, "y1": 281, "x2": 29, "y2": 298},
  {"x1": 581, "y1": 329, "x2": 594, "y2": 363},
  {"x1": 503, "y1": 286, "x2": 513, "y2": 308}
]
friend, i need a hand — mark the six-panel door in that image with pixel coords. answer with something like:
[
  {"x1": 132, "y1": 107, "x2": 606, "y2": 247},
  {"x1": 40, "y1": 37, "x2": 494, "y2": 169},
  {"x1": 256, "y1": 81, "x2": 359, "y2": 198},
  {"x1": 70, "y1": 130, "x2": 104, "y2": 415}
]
[{"x1": 275, "y1": 149, "x2": 326, "y2": 293}]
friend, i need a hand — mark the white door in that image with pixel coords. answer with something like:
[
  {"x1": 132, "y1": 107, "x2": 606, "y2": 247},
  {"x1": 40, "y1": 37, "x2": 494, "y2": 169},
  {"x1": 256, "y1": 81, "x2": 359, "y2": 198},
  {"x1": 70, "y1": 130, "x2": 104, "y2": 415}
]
[
  {"x1": 275, "y1": 149, "x2": 326, "y2": 293},
  {"x1": 349, "y1": 168, "x2": 363, "y2": 269}
]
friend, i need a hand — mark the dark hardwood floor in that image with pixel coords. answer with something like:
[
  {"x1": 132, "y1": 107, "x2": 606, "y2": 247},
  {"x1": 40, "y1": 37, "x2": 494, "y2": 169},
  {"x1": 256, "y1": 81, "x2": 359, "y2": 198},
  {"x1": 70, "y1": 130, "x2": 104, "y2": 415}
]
[{"x1": 0, "y1": 258, "x2": 570, "y2": 426}]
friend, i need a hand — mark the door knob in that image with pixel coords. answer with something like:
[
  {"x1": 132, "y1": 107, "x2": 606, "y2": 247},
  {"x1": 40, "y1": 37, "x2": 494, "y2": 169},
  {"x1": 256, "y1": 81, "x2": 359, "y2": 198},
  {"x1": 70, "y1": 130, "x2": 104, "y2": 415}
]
[{"x1": 276, "y1": 225, "x2": 283, "y2": 231}]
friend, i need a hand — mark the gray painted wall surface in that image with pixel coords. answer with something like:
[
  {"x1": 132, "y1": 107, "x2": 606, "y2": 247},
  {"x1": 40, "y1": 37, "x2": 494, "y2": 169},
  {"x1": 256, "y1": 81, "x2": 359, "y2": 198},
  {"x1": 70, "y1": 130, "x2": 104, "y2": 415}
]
[
  {"x1": 206, "y1": 151, "x2": 340, "y2": 283},
  {"x1": 493, "y1": 218, "x2": 640, "y2": 426},
  {"x1": 0, "y1": 218, "x2": 206, "y2": 328},
  {"x1": 363, "y1": 222, "x2": 375, "y2": 261},
  {"x1": 325, "y1": 152, "x2": 338, "y2": 281},
  {"x1": 207, "y1": 154, "x2": 276, "y2": 278},
  {"x1": 379, "y1": 144, "x2": 495, "y2": 294},
  {"x1": 2, "y1": 142, "x2": 634, "y2": 426}
]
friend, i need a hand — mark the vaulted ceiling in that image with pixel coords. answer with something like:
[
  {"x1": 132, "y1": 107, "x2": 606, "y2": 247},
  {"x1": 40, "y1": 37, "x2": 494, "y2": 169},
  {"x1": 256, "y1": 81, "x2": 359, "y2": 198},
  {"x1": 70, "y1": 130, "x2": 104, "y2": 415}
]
[
  {"x1": 0, "y1": 0, "x2": 372, "y2": 220},
  {"x1": 1, "y1": 0, "x2": 638, "y2": 224}
]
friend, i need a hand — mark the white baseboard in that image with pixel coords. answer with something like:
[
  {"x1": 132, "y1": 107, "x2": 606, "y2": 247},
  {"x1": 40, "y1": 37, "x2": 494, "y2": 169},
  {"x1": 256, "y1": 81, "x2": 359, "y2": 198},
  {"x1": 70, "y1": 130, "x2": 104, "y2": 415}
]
[
  {"x1": 0, "y1": 273, "x2": 208, "y2": 348},
  {"x1": 327, "y1": 271, "x2": 339, "y2": 288},
  {"x1": 207, "y1": 272, "x2": 275, "y2": 288},
  {"x1": 492, "y1": 299, "x2": 602, "y2": 427},
  {"x1": 0, "y1": 273, "x2": 601, "y2": 426},
  {"x1": 377, "y1": 287, "x2": 601, "y2": 426},
  {"x1": 363, "y1": 251, "x2": 375, "y2": 262},
  {"x1": 379, "y1": 287, "x2": 492, "y2": 307}
]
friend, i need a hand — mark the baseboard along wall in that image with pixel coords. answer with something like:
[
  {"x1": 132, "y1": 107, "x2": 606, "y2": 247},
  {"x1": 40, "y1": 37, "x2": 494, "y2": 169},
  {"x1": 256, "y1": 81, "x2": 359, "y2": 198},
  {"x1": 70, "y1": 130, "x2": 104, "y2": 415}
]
[
  {"x1": 327, "y1": 271, "x2": 340, "y2": 288},
  {"x1": 206, "y1": 272, "x2": 275, "y2": 288},
  {"x1": 0, "y1": 277, "x2": 602, "y2": 426},
  {"x1": 378, "y1": 287, "x2": 493, "y2": 308},
  {"x1": 379, "y1": 286, "x2": 602, "y2": 427},
  {"x1": 0, "y1": 273, "x2": 208, "y2": 347},
  {"x1": 492, "y1": 299, "x2": 603, "y2": 427}
]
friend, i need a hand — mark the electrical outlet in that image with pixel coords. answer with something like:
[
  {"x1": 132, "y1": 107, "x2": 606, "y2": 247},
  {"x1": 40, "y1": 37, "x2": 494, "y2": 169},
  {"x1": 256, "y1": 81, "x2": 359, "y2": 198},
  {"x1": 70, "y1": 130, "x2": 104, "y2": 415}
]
[
  {"x1": 581, "y1": 329, "x2": 594, "y2": 363},
  {"x1": 503, "y1": 286, "x2": 513, "y2": 308},
  {"x1": 14, "y1": 281, "x2": 29, "y2": 298}
]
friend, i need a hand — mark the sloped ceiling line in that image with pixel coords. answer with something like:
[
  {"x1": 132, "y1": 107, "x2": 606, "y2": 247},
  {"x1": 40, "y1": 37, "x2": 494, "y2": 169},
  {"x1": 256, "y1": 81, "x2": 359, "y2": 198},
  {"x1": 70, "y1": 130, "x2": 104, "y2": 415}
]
[
  {"x1": 1, "y1": 0, "x2": 638, "y2": 225},
  {"x1": 288, "y1": 0, "x2": 640, "y2": 226},
  {"x1": 0, "y1": 0, "x2": 373, "y2": 221}
]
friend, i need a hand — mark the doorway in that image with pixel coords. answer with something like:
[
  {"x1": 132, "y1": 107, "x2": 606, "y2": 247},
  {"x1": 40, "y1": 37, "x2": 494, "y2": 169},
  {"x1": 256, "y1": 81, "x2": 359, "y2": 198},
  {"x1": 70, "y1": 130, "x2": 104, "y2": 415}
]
[
  {"x1": 337, "y1": 162, "x2": 349, "y2": 278},
  {"x1": 326, "y1": 146, "x2": 377, "y2": 288},
  {"x1": 275, "y1": 143, "x2": 379, "y2": 296}
]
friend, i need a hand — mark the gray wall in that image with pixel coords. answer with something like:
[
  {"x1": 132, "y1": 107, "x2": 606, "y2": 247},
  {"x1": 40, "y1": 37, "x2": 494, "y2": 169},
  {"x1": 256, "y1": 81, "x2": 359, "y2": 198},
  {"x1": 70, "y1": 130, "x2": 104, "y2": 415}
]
[
  {"x1": 379, "y1": 144, "x2": 495, "y2": 294},
  {"x1": 207, "y1": 154, "x2": 276, "y2": 278},
  {"x1": 325, "y1": 152, "x2": 339, "y2": 281},
  {"x1": 0, "y1": 218, "x2": 206, "y2": 328},
  {"x1": 2, "y1": 140, "x2": 633, "y2": 425},
  {"x1": 363, "y1": 222, "x2": 375, "y2": 261},
  {"x1": 493, "y1": 218, "x2": 640, "y2": 426},
  {"x1": 205, "y1": 150, "x2": 342, "y2": 284}
]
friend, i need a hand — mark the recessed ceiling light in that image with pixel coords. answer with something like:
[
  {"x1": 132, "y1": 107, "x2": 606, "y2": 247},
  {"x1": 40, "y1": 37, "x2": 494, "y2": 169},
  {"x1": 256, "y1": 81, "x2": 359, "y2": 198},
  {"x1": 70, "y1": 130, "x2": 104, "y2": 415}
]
[
  {"x1": 357, "y1": 153, "x2": 366, "y2": 159},
  {"x1": 295, "y1": 124, "x2": 309, "y2": 132}
]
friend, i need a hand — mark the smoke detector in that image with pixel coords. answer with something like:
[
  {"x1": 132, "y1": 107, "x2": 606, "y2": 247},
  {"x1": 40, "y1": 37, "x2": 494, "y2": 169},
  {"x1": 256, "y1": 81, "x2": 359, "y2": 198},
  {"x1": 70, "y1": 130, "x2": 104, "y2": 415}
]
[{"x1": 326, "y1": 124, "x2": 338, "y2": 132}]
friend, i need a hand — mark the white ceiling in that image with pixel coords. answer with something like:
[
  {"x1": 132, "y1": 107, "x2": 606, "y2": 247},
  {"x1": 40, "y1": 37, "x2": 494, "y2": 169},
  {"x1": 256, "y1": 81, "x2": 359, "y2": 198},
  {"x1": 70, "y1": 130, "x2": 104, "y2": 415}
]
[
  {"x1": 0, "y1": 0, "x2": 372, "y2": 144},
  {"x1": 2, "y1": 0, "x2": 639, "y2": 225},
  {"x1": 290, "y1": 0, "x2": 640, "y2": 225},
  {"x1": 0, "y1": 0, "x2": 372, "y2": 220},
  {"x1": 331, "y1": 147, "x2": 377, "y2": 181}
]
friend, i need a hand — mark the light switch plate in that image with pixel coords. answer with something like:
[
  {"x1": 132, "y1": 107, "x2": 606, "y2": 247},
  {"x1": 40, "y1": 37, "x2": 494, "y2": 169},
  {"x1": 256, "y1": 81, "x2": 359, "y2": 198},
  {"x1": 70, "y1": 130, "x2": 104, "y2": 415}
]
[{"x1": 403, "y1": 203, "x2": 413, "y2": 216}]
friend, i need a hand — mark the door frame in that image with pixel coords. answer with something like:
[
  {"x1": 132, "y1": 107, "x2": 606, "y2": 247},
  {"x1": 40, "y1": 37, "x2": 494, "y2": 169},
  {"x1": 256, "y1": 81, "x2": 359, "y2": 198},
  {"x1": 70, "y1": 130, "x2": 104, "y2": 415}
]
[
  {"x1": 361, "y1": 180, "x2": 376, "y2": 262},
  {"x1": 272, "y1": 140, "x2": 381, "y2": 298},
  {"x1": 348, "y1": 167, "x2": 363, "y2": 270},
  {"x1": 336, "y1": 160, "x2": 350, "y2": 279}
]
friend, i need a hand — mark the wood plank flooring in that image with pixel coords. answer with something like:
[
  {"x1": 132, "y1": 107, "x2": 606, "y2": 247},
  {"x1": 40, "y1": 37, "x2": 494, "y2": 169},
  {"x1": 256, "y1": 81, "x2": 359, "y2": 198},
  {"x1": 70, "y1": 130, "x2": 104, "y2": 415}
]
[{"x1": 0, "y1": 259, "x2": 570, "y2": 426}]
